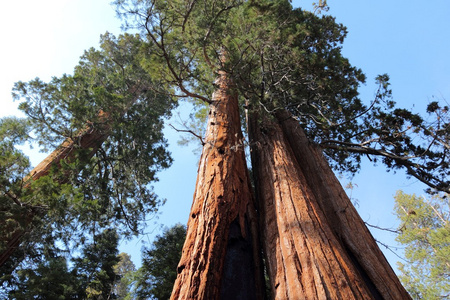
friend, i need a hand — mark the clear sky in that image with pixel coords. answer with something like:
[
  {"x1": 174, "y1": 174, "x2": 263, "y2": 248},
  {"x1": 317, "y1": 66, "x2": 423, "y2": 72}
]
[{"x1": 1, "y1": 0, "x2": 449, "y2": 271}]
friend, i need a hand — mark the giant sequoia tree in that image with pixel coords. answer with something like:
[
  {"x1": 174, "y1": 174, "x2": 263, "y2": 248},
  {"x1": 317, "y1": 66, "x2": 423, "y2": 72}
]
[
  {"x1": 3, "y1": 0, "x2": 449, "y2": 298},
  {"x1": 113, "y1": 0, "x2": 449, "y2": 299}
]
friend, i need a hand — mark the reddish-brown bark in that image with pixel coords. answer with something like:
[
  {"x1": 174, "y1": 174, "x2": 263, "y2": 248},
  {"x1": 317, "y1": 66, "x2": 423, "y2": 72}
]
[
  {"x1": 170, "y1": 71, "x2": 264, "y2": 300},
  {"x1": 250, "y1": 114, "x2": 378, "y2": 299},
  {"x1": 273, "y1": 109, "x2": 411, "y2": 299},
  {"x1": 24, "y1": 112, "x2": 110, "y2": 185}
]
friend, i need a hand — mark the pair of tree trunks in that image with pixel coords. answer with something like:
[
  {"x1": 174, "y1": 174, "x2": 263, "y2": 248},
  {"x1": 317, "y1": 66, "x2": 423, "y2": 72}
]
[{"x1": 171, "y1": 75, "x2": 411, "y2": 298}]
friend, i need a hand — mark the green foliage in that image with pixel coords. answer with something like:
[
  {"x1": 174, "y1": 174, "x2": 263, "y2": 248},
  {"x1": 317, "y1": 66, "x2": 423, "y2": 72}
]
[
  {"x1": 0, "y1": 117, "x2": 31, "y2": 145},
  {"x1": 4, "y1": 224, "x2": 183, "y2": 299},
  {"x1": 113, "y1": 1, "x2": 356, "y2": 160},
  {"x1": 113, "y1": 252, "x2": 137, "y2": 299},
  {"x1": 13, "y1": 32, "x2": 174, "y2": 151},
  {"x1": 394, "y1": 191, "x2": 450, "y2": 299},
  {"x1": 312, "y1": 0, "x2": 329, "y2": 13},
  {"x1": 227, "y1": 3, "x2": 369, "y2": 174},
  {"x1": 74, "y1": 229, "x2": 121, "y2": 299},
  {"x1": 134, "y1": 224, "x2": 186, "y2": 300},
  {"x1": 2, "y1": 32, "x2": 176, "y2": 281},
  {"x1": 0, "y1": 117, "x2": 32, "y2": 277},
  {"x1": 0, "y1": 117, "x2": 31, "y2": 188},
  {"x1": 113, "y1": 1, "x2": 364, "y2": 131},
  {"x1": 7, "y1": 255, "x2": 80, "y2": 300},
  {"x1": 23, "y1": 34, "x2": 172, "y2": 223},
  {"x1": 114, "y1": 0, "x2": 450, "y2": 193},
  {"x1": 5, "y1": 229, "x2": 127, "y2": 299}
]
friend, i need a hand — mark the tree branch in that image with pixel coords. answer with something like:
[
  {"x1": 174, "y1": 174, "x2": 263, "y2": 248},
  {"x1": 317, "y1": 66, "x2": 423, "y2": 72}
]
[
  {"x1": 169, "y1": 124, "x2": 205, "y2": 145},
  {"x1": 321, "y1": 140, "x2": 449, "y2": 193}
]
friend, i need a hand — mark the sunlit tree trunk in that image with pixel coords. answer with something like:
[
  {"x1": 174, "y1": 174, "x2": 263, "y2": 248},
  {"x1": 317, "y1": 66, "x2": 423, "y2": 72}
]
[
  {"x1": 170, "y1": 70, "x2": 264, "y2": 300},
  {"x1": 249, "y1": 109, "x2": 411, "y2": 299},
  {"x1": 273, "y1": 109, "x2": 411, "y2": 299},
  {"x1": 24, "y1": 113, "x2": 111, "y2": 184}
]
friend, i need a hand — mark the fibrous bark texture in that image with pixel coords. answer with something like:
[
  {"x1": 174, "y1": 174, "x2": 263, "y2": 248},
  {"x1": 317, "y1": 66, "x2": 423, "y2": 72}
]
[
  {"x1": 273, "y1": 109, "x2": 411, "y2": 299},
  {"x1": 170, "y1": 71, "x2": 264, "y2": 300},
  {"x1": 250, "y1": 114, "x2": 378, "y2": 299},
  {"x1": 250, "y1": 110, "x2": 409, "y2": 299}
]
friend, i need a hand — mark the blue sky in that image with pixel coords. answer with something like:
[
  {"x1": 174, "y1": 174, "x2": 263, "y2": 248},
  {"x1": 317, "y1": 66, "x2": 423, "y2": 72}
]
[{"x1": 1, "y1": 0, "x2": 449, "y2": 271}]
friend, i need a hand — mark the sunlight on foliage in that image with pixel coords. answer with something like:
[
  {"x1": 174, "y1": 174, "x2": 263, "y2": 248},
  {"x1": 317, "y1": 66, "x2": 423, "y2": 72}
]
[{"x1": 395, "y1": 191, "x2": 450, "y2": 299}]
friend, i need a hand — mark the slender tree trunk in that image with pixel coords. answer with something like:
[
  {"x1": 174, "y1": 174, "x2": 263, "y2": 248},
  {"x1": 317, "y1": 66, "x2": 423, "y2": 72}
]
[
  {"x1": 170, "y1": 70, "x2": 264, "y2": 300},
  {"x1": 1, "y1": 84, "x2": 145, "y2": 268},
  {"x1": 0, "y1": 117, "x2": 110, "y2": 268},
  {"x1": 272, "y1": 109, "x2": 411, "y2": 299},
  {"x1": 24, "y1": 112, "x2": 110, "y2": 185}
]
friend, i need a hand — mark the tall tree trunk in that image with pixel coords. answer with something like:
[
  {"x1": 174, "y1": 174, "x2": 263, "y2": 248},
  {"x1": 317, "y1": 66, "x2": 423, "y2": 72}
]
[
  {"x1": 1, "y1": 84, "x2": 144, "y2": 268},
  {"x1": 170, "y1": 70, "x2": 264, "y2": 300},
  {"x1": 249, "y1": 113, "x2": 379, "y2": 299},
  {"x1": 0, "y1": 115, "x2": 110, "y2": 268},
  {"x1": 272, "y1": 109, "x2": 411, "y2": 299}
]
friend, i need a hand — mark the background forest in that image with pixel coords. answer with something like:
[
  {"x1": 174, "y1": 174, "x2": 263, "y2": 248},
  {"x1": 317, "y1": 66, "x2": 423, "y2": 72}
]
[{"x1": 0, "y1": 0, "x2": 449, "y2": 299}]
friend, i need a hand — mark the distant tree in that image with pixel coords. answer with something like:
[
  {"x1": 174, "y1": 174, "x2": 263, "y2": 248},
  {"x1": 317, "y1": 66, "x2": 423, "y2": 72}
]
[
  {"x1": 135, "y1": 224, "x2": 186, "y2": 300},
  {"x1": 394, "y1": 191, "x2": 450, "y2": 299},
  {"x1": 113, "y1": 252, "x2": 136, "y2": 299},
  {"x1": 73, "y1": 228, "x2": 121, "y2": 299},
  {"x1": 7, "y1": 254, "x2": 80, "y2": 299},
  {"x1": 5, "y1": 229, "x2": 122, "y2": 299}
]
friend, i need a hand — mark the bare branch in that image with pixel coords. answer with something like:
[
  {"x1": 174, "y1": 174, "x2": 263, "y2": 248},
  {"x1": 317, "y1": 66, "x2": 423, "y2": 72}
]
[
  {"x1": 169, "y1": 123, "x2": 205, "y2": 145},
  {"x1": 365, "y1": 222, "x2": 401, "y2": 234},
  {"x1": 4, "y1": 190, "x2": 25, "y2": 207}
]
